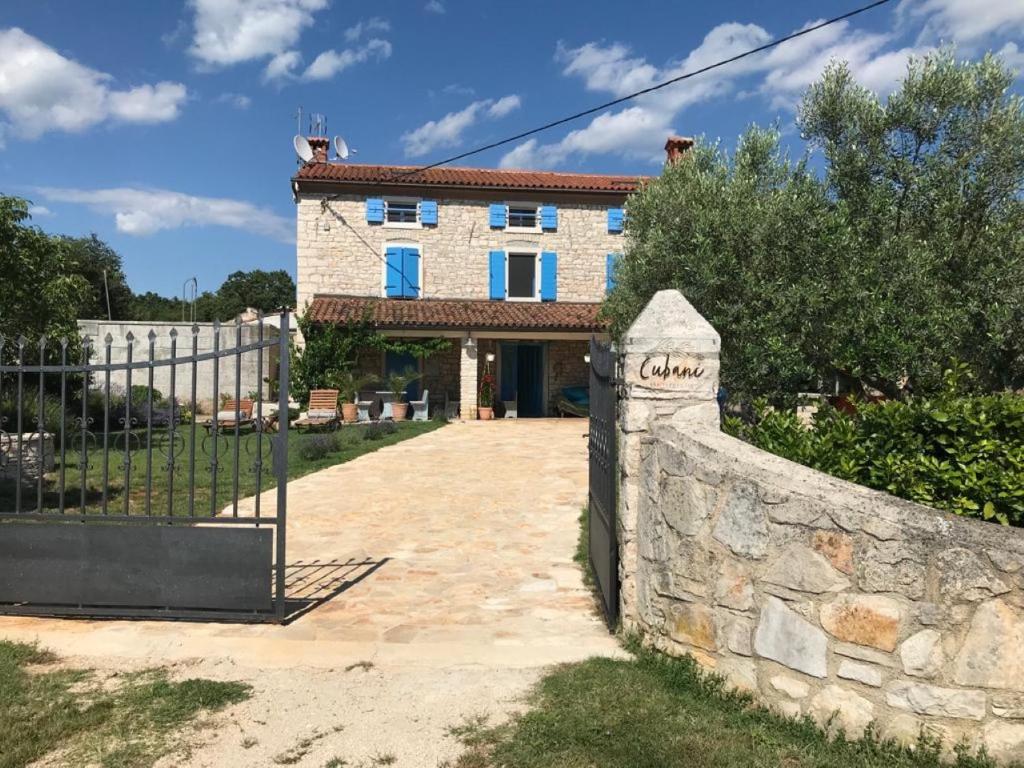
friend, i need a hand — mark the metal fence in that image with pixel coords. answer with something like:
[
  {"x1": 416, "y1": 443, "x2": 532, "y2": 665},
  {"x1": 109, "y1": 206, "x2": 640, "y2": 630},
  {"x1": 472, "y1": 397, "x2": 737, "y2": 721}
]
[
  {"x1": 588, "y1": 335, "x2": 619, "y2": 629},
  {"x1": 0, "y1": 312, "x2": 291, "y2": 622}
]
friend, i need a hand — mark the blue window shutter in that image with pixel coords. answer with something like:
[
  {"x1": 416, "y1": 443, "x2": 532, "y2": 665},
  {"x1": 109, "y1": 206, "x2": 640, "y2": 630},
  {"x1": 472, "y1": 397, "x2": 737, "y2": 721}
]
[
  {"x1": 420, "y1": 200, "x2": 437, "y2": 225},
  {"x1": 607, "y1": 208, "x2": 624, "y2": 233},
  {"x1": 367, "y1": 198, "x2": 384, "y2": 223},
  {"x1": 402, "y1": 249, "x2": 421, "y2": 298},
  {"x1": 540, "y1": 251, "x2": 557, "y2": 301},
  {"x1": 385, "y1": 247, "x2": 403, "y2": 297},
  {"x1": 489, "y1": 250, "x2": 506, "y2": 300},
  {"x1": 606, "y1": 253, "x2": 620, "y2": 292},
  {"x1": 540, "y1": 205, "x2": 558, "y2": 230},
  {"x1": 489, "y1": 203, "x2": 507, "y2": 228}
]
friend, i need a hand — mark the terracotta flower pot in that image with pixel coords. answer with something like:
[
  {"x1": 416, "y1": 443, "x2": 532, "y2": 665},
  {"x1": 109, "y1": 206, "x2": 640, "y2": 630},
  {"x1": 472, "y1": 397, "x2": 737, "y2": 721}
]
[
  {"x1": 478, "y1": 407, "x2": 494, "y2": 420},
  {"x1": 392, "y1": 402, "x2": 407, "y2": 421},
  {"x1": 341, "y1": 403, "x2": 358, "y2": 423}
]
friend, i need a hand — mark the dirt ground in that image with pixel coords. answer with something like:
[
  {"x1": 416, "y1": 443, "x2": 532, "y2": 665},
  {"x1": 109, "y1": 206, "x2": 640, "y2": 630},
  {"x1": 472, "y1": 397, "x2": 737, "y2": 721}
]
[{"x1": 6, "y1": 421, "x2": 622, "y2": 767}]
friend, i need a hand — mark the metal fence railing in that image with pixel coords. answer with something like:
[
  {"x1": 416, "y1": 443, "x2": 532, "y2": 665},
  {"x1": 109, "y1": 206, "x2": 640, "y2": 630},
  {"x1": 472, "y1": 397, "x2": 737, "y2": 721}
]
[{"x1": 0, "y1": 312, "x2": 291, "y2": 622}]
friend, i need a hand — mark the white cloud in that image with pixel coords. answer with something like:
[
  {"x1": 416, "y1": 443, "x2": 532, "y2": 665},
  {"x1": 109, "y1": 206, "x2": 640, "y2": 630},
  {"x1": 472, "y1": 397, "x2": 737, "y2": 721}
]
[
  {"x1": 401, "y1": 94, "x2": 521, "y2": 157},
  {"x1": 487, "y1": 95, "x2": 521, "y2": 118},
  {"x1": 900, "y1": 0, "x2": 1024, "y2": 45},
  {"x1": 35, "y1": 186, "x2": 294, "y2": 243},
  {"x1": 301, "y1": 39, "x2": 391, "y2": 81},
  {"x1": 27, "y1": 205, "x2": 53, "y2": 218},
  {"x1": 998, "y1": 42, "x2": 1024, "y2": 73},
  {"x1": 425, "y1": 0, "x2": 445, "y2": 14},
  {"x1": 187, "y1": 0, "x2": 328, "y2": 67},
  {"x1": 344, "y1": 17, "x2": 390, "y2": 43},
  {"x1": 264, "y1": 50, "x2": 302, "y2": 81},
  {"x1": 0, "y1": 27, "x2": 188, "y2": 141},
  {"x1": 499, "y1": 11, "x2": 950, "y2": 168},
  {"x1": 216, "y1": 92, "x2": 252, "y2": 109}
]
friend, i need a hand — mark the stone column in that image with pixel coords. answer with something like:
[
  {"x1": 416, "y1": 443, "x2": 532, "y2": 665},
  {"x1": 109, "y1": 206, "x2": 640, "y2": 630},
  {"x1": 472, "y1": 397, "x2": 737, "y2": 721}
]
[
  {"x1": 459, "y1": 337, "x2": 479, "y2": 420},
  {"x1": 618, "y1": 290, "x2": 720, "y2": 628}
]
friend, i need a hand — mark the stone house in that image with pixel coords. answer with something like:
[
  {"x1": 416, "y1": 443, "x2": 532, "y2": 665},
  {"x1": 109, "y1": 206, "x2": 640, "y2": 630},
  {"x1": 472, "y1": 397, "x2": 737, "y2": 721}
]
[{"x1": 292, "y1": 136, "x2": 691, "y2": 417}]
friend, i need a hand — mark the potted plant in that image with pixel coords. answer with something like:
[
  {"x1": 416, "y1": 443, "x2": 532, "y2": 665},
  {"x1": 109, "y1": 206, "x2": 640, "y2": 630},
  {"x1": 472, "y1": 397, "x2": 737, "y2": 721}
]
[
  {"x1": 385, "y1": 367, "x2": 422, "y2": 422},
  {"x1": 330, "y1": 370, "x2": 378, "y2": 423},
  {"x1": 478, "y1": 371, "x2": 496, "y2": 420}
]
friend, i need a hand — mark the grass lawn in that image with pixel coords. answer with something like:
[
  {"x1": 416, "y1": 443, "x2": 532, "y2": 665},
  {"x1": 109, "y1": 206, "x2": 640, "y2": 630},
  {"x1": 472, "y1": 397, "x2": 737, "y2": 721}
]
[
  {"x1": 0, "y1": 419, "x2": 445, "y2": 516},
  {"x1": 449, "y1": 640, "x2": 1001, "y2": 768},
  {"x1": 450, "y1": 507, "x2": 1000, "y2": 768},
  {"x1": 0, "y1": 640, "x2": 249, "y2": 768}
]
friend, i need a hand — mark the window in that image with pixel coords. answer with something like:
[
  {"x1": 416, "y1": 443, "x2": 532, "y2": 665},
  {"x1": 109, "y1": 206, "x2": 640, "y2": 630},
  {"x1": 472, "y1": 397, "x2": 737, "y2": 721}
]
[
  {"x1": 507, "y1": 253, "x2": 538, "y2": 300},
  {"x1": 507, "y1": 205, "x2": 539, "y2": 231},
  {"x1": 385, "y1": 199, "x2": 419, "y2": 226}
]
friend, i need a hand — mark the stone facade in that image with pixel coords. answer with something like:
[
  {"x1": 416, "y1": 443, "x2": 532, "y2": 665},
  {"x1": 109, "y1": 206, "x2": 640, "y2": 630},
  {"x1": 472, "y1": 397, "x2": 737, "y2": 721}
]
[
  {"x1": 620, "y1": 290, "x2": 1024, "y2": 761},
  {"x1": 296, "y1": 193, "x2": 625, "y2": 311}
]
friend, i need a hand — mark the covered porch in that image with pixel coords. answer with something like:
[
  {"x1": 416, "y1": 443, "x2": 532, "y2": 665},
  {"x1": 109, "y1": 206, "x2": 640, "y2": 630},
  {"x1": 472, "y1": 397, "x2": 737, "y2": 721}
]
[{"x1": 305, "y1": 296, "x2": 609, "y2": 419}]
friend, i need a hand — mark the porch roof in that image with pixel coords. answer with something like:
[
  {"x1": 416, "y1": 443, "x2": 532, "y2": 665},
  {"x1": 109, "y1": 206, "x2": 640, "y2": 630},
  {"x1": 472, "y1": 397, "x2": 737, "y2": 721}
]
[{"x1": 306, "y1": 296, "x2": 607, "y2": 333}]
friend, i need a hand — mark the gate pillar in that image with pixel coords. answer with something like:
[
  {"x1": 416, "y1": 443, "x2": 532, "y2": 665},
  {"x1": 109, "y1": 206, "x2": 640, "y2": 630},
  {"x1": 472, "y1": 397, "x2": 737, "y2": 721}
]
[{"x1": 618, "y1": 290, "x2": 720, "y2": 629}]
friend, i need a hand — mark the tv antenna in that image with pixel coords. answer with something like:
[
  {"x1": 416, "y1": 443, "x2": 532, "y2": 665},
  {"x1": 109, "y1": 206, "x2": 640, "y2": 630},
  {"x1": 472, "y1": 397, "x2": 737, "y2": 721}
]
[{"x1": 309, "y1": 112, "x2": 326, "y2": 137}]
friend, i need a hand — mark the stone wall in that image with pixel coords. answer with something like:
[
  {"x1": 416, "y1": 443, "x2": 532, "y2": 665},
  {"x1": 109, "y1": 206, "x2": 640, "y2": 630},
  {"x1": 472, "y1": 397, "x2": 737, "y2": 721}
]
[
  {"x1": 296, "y1": 193, "x2": 626, "y2": 310},
  {"x1": 619, "y1": 290, "x2": 1024, "y2": 762},
  {"x1": 77, "y1": 320, "x2": 280, "y2": 414},
  {"x1": 547, "y1": 340, "x2": 589, "y2": 414}
]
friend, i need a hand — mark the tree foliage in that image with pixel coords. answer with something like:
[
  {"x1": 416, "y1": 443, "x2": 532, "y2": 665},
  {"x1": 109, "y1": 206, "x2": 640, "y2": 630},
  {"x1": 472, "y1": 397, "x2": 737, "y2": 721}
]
[
  {"x1": 0, "y1": 197, "x2": 88, "y2": 363},
  {"x1": 604, "y1": 50, "x2": 1024, "y2": 401}
]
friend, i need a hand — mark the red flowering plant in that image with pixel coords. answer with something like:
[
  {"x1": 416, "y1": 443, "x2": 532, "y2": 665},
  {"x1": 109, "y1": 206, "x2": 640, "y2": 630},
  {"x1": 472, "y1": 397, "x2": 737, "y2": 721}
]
[{"x1": 478, "y1": 372, "x2": 496, "y2": 408}]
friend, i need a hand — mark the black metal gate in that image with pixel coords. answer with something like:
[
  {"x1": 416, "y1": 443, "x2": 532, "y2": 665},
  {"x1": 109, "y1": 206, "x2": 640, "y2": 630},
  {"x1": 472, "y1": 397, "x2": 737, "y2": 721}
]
[
  {"x1": 0, "y1": 313, "x2": 290, "y2": 623},
  {"x1": 588, "y1": 335, "x2": 618, "y2": 628}
]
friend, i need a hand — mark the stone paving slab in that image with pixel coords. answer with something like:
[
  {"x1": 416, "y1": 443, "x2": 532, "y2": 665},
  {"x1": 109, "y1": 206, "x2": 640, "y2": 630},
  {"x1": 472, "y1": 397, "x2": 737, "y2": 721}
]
[{"x1": 0, "y1": 420, "x2": 620, "y2": 669}]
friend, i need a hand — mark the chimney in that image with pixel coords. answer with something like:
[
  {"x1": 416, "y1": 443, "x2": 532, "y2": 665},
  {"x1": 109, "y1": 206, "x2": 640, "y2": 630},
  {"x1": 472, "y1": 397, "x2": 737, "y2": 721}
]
[
  {"x1": 308, "y1": 136, "x2": 329, "y2": 163},
  {"x1": 664, "y1": 135, "x2": 694, "y2": 164}
]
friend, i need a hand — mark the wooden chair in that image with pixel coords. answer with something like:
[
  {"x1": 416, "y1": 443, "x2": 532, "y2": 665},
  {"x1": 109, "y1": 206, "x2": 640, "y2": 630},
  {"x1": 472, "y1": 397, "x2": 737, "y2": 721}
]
[
  {"x1": 293, "y1": 389, "x2": 340, "y2": 430},
  {"x1": 209, "y1": 399, "x2": 255, "y2": 433}
]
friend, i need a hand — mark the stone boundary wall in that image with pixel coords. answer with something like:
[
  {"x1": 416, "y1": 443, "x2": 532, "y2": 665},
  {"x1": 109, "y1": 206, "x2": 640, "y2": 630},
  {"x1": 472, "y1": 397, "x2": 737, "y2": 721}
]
[
  {"x1": 0, "y1": 433, "x2": 54, "y2": 483},
  {"x1": 619, "y1": 290, "x2": 1024, "y2": 762},
  {"x1": 77, "y1": 320, "x2": 279, "y2": 413}
]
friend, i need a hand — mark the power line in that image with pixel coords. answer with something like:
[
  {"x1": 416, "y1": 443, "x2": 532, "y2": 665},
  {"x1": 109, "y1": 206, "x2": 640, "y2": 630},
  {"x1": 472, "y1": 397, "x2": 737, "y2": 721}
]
[{"x1": 388, "y1": 0, "x2": 894, "y2": 179}]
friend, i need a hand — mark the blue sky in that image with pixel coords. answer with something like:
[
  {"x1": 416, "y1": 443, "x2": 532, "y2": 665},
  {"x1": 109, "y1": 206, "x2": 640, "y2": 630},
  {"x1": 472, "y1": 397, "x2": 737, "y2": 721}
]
[{"x1": 1, "y1": 0, "x2": 1021, "y2": 297}]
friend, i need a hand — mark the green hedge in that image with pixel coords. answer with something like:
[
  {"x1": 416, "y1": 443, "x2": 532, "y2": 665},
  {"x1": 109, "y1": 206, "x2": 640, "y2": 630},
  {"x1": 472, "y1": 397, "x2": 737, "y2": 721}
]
[{"x1": 725, "y1": 379, "x2": 1024, "y2": 526}]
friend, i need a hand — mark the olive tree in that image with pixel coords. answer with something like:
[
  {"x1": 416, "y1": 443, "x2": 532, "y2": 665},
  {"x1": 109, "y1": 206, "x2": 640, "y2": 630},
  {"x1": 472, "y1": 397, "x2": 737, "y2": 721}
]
[{"x1": 604, "y1": 50, "x2": 1024, "y2": 401}]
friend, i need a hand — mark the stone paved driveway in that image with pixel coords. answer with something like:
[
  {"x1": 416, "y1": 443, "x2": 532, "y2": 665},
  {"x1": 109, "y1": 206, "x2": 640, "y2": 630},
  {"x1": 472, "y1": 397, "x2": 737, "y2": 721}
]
[{"x1": 0, "y1": 420, "x2": 619, "y2": 766}]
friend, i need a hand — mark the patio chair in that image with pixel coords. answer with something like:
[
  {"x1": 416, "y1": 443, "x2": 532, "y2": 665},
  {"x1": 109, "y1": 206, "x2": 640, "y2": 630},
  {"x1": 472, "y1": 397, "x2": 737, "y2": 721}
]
[
  {"x1": 410, "y1": 389, "x2": 429, "y2": 421},
  {"x1": 209, "y1": 399, "x2": 255, "y2": 434},
  {"x1": 293, "y1": 389, "x2": 340, "y2": 430},
  {"x1": 503, "y1": 393, "x2": 518, "y2": 419},
  {"x1": 444, "y1": 391, "x2": 460, "y2": 421},
  {"x1": 378, "y1": 391, "x2": 394, "y2": 420}
]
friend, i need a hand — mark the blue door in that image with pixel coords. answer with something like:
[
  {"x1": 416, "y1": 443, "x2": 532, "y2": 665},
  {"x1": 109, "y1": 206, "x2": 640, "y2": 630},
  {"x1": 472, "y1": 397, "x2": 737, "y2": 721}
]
[
  {"x1": 384, "y1": 350, "x2": 420, "y2": 400},
  {"x1": 500, "y1": 343, "x2": 545, "y2": 417},
  {"x1": 516, "y1": 344, "x2": 545, "y2": 417}
]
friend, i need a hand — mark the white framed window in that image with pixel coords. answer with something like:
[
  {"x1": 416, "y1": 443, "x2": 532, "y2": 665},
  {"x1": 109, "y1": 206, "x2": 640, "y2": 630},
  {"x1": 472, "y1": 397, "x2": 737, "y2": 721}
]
[
  {"x1": 384, "y1": 197, "x2": 421, "y2": 228},
  {"x1": 506, "y1": 250, "x2": 540, "y2": 301},
  {"x1": 506, "y1": 203, "x2": 541, "y2": 233}
]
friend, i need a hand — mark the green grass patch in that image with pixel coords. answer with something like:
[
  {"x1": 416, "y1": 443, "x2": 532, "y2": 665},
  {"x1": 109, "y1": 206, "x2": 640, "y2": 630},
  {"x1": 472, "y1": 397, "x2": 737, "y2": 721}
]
[
  {"x1": 449, "y1": 640, "x2": 1001, "y2": 768},
  {"x1": 0, "y1": 640, "x2": 249, "y2": 768},
  {"x1": 0, "y1": 420, "x2": 445, "y2": 516}
]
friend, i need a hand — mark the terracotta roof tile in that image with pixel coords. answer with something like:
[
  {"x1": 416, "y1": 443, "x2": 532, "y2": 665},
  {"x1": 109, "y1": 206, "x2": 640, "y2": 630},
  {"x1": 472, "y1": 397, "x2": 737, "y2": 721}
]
[
  {"x1": 294, "y1": 162, "x2": 646, "y2": 194},
  {"x1": 306, "y1": 296, "x2": 607, "y2": 332}
]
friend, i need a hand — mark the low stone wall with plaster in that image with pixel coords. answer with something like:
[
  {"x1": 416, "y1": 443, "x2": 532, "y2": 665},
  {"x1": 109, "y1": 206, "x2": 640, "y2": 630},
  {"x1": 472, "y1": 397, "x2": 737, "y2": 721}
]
[{"x1": 619, "y1": 290, "x2": 1024, "y2": 762}]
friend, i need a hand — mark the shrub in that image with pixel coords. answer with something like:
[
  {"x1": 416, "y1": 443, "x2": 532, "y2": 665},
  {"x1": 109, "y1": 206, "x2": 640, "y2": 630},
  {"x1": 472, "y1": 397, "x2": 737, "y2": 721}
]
[
  {"x1": 298, "y1": 434, "x2": 341, "y2": 461},
  {"x1": 0, "y1": 395, "x2": 67, "y2": 433},
  {"x1": 363, "y1": 421, "x2": 397, "y2": 441},
  {"x1": 726, "y1": 375, "x2": 1024, "y2": 526}
]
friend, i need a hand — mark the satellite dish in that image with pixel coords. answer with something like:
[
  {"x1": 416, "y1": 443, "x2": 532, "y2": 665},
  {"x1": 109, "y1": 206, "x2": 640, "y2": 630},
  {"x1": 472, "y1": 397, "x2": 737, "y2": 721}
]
[
  {"x1": 333, "y1": 135, "x2": 349, "y2": 160},
  {"x1": 293, "y1": 135, "x2": 313, "y2": 162}
]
